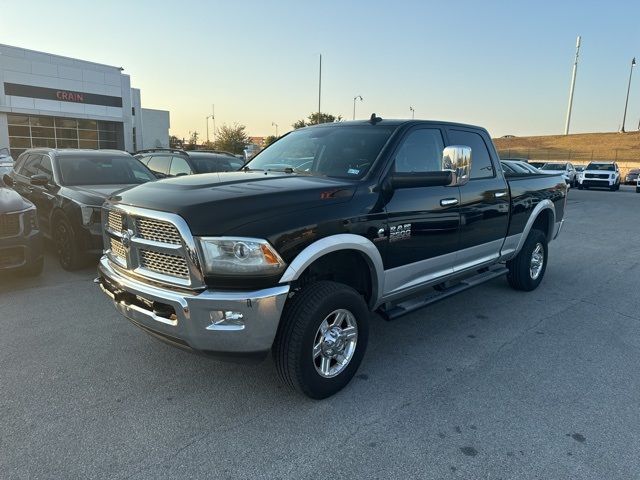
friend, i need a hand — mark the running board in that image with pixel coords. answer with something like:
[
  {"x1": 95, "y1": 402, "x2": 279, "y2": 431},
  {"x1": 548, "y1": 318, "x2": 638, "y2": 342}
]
[{"x1": 378, "y1": 266, "x2": 508, "y2": 321}]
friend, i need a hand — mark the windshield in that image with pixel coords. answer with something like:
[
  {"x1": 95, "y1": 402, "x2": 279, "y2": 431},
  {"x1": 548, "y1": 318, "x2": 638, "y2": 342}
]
[
  {"x1": 586, "y1": 163, "x2": 615, "y2": 171},
  {"x1": 541, "y1": 163, "x2": 566, "y2": 170},
  {"x1": 245, "y1": 125, "x2": 395, "y2": 178},
  {"x1": 189, "y1": 154, "x2": 237, "y2": 173},
  {"x1": 58, "y1": 154, "x2": 156, "y2": 186}
]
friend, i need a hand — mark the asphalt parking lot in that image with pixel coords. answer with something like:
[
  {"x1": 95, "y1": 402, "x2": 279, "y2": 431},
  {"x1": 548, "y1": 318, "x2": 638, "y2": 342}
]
[{"x1": 1, "y1": 185, "x2": 639, "y2": 479}]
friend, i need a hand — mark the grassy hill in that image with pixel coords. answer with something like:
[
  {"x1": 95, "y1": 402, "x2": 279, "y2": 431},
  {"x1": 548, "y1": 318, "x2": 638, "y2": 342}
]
[{"x1": 493, "y1": 132, "x2": 640, "y2": 172}]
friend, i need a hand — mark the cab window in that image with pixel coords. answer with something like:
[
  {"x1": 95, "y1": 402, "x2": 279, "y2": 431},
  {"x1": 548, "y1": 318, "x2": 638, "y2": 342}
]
[
  {"x1": 448, "y1": 130, "x2": 495, "y2": 179},
  {"x1": 394, "y1": 129, "x2": 444, "y2": 173}
]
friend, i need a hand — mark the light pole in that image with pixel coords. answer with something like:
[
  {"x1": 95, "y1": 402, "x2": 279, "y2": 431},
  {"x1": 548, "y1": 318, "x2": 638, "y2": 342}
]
[
  {"x1": 272, "y1": 122, "x2": 279, "y2": 137},
  {"x1": 620, "y1": 57, "x2": 636, "y2": 133},
  {"x1": 205, "y1": 114, "x2": 214, "y2": 143},
  {"x1": 409, "y1": 106, "x2": 415, "y2": 119},
  {"x1": 565, "y1": 36, "x2": 581, "y2": 135},
  {"x1": 353, "y1": 95, "x2": 363, "y2": 120}
]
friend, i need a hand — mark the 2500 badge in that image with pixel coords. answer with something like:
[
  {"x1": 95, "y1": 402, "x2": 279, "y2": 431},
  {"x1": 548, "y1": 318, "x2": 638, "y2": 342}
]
[{"x1": 389, "y1": 224, "x2": 411, "y2": 242}]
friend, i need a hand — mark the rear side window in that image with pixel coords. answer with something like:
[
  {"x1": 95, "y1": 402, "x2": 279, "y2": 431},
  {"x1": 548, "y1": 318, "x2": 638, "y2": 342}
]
[
  {"x1": 169, "y1": 156, "x2": 192, "y2": 176},
  {"x1": 146, "y1": 156, "x2": 171, "y2": 177},
  {"x1": 448, "y1": 130, "x2": 495, "y2": 179}
]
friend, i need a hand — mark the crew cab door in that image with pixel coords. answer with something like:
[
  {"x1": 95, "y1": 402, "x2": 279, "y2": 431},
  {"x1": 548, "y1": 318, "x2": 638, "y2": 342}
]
[
  {"x1": 446, "y1": 128, "x2": 510, "y2": 271},
  {"x1": 381, "y1": 126, "x2": 461, "y2": 296}
]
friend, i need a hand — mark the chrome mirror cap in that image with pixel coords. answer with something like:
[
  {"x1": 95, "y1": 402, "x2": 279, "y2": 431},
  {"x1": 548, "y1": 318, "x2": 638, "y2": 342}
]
[{"x1": 442, "y1": 145, "x2": 472, "y2": 187}]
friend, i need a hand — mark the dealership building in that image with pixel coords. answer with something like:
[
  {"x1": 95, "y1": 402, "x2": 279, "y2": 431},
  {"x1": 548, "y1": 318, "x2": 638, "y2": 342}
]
[{"x1": 0, "y1": 43, "x2": 169, "y2": 159}]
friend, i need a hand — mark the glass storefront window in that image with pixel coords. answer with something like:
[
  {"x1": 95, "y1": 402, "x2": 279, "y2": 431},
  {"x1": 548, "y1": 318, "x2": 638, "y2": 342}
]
[
  {"x1": 79, "y1": 130, "x2": 98, "y2": 140},
  {"x1": 55, "y1": 127, "x2": 79, "y2": 140},
  {"x1": 57, "y1": 139, "x2": 80, "y2": 148},
  {"x1": 31, "y1": 126, "x2": 55, "y2": 138},
  {"x1": 8, "y1": 114, "x2": 124, "y2": 154},
  {"x1": 8, "y1": 125, "x2": 30, "y2": 137},
  {"x1": 32, "y1": 138, "x2": 57, "y2": 148},
  {"x1": 78, "y1": 119, "x2": 97, "y2": 130},
  {"x1": 79, "y1": 140, "x2": 99, "y2": 149},
  {"x1": 9, "y1": 137, "x2": 32, "y2": 148},
  {"x1": 56, "y1": 118, "x2": 78, "y2": 128},
  {"x1": 7, "y1": 114, "x2": 29, "y2": 125},
  {"x1": 30, "y1": 116, "x2": 54, "y2": 127}
]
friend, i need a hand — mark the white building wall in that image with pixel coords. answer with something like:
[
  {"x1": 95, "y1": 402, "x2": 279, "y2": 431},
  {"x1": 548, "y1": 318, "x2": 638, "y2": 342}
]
[
  {"x1": 0, "y1": 43, "x2": 170, "y2": 155},
  {"x1": 140, "y1": 109, "x2": 170, "y2": 149}
]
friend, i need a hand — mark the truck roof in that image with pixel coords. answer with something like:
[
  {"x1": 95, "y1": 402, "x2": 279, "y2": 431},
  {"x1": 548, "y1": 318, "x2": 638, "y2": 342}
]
[{"x1": 298, "y1": 118, "x2": 487, "y2": 132}]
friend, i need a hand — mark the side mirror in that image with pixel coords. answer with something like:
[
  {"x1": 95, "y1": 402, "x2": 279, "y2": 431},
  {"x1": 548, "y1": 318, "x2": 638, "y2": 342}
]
[
  {"x1": 442, "y1": 145, "x2": 471, "y2": 186},
  {"x1": 30, "y1": 174, "x2": 49, "y2": 186},
  {"x1": 3, "y1": 174, "x2": 13, "y2": 187}
]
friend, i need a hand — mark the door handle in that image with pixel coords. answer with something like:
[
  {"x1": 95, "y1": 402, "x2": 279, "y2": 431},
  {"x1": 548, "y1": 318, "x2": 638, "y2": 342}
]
[
  {"x1": 494, "y1": 191, "x2": 508, "y2": 198},
  {"x1": 440, "y1": 198, "x2": 459, "y2": 207}
]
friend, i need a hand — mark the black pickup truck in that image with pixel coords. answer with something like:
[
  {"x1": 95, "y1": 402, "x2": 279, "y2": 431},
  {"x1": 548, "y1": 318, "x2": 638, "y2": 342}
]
[{"x1": 96, "y1": 118, "x2": 567, "y2": 398}]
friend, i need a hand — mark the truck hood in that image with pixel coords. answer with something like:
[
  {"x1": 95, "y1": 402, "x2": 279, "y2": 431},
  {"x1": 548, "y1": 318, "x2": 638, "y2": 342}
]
[
  {"x1": 0, "y1": 186, "x2": 33, "y2": 213},
  {"x1": 63, "y1": 184, "x2": 141, "y2": 206},
  {"x1": 108, "y1": 171, "x2": 357, "y2": 235}
]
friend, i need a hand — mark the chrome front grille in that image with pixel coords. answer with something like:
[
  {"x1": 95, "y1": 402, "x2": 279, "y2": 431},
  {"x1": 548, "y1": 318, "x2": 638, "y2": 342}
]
[
  {"x1": 0, "y1": 213, "x2": 20, "y2": 238},
  {"x1": 136, "y1": 218, "x2": 181, "y2": 244},
  {"x1": 110, "y1": 237, "x2": 127, "y2": 261},
  {"x1": 103, "y1": 205, "x2": 203, "y2": 289},
  {"x1": 108, "y1": 210, "x2": 123, "y2": 232},
  {"x1": 139, "y1": 250, "x2": 189, "y2": 278}
]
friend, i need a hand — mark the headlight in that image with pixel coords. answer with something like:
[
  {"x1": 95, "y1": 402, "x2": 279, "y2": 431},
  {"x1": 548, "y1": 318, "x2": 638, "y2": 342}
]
[
  {"x1": 80, "y1": 205, "x2": 102, "y2": 225},
  {"x1": 22, "y1": 207, "x2": 38, "y2": 232},
  {"x1": 197, "y1": 237, "x2": 286, "y2": 275}
]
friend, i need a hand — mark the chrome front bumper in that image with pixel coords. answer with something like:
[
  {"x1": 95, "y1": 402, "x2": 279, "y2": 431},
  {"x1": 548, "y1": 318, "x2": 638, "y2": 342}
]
[{"x1": 97, "y1": 256, "x2": 290, "y2": 359}]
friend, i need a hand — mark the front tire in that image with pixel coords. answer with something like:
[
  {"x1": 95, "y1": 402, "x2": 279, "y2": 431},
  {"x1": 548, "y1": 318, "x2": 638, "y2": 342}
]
[
  {"x1": 54, "y1": 215, "x2": 84, "y2": 271},
  {"x1": 273, "y1": 281, "x2": 370, "y2": 399},
  {"x1": 507, "y1": 229, "x2": 548, "y2": 291}
]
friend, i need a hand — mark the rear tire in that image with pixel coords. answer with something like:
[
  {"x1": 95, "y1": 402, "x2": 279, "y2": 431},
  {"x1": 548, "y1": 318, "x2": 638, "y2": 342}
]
[
  {"x1": 507, "y1": 229, "x2": 548, "y2": 292},
  {"x1": 273, "y1": 281, "x2": 369, "y2": 399}
]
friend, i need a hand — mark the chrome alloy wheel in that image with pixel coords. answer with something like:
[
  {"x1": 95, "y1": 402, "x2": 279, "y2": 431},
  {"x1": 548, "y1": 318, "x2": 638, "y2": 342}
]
[
  {"x1": 529, "y1": 242, "x2": 544, "y2": 280},
  {"x1": 312, "y1": 309, "x2": 358, "y2": 378}
]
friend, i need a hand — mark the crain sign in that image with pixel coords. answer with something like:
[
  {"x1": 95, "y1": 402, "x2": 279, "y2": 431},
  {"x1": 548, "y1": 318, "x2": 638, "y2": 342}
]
[{"x1": 389, "y1": 224, "x2": 411, "y2": 242}]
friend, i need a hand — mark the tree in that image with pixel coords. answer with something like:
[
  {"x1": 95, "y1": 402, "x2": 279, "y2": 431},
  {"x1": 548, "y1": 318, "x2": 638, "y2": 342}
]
[
  {"x1": 292, "y1": 112, "x2": 342, "y2": 129},
  {"x1": 263, "y1": 135, "x2": 278, "y2": 148},
  {"x1": 169, "y1": 135, "x2": 182, "y2": 148},
  {"x1": 185, "y1": 131, "x2": 199, "y2": 150},
  {"x1": 213, "y1": 123, "x2": 251, "y2": 155}
]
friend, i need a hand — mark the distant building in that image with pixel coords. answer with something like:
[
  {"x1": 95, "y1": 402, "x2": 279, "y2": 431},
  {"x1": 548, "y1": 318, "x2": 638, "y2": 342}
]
[{"x1": 0, "y1": 43, "x2": 170, "y2": 158}]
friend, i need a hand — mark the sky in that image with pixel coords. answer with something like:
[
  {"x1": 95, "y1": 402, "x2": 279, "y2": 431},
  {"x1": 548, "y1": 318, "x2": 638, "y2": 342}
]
[{"x1": 2, "y1": 0, "x2": 640, "y2": 139}]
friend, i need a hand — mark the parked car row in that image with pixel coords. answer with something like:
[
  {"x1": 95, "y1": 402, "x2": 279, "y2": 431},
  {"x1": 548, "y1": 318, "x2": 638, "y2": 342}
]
[
  {"x1": 507, "y1": 158, "x2": 634, "y2": 192},
  {"x1": 0, "y1": 147, "x2": 249, "y2": 274}
]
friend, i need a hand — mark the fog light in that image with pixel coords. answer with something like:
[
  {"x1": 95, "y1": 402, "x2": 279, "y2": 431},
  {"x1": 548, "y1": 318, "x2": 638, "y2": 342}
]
[{"x1": 208, "y1": 310, "x2": 245, "y2": 330}]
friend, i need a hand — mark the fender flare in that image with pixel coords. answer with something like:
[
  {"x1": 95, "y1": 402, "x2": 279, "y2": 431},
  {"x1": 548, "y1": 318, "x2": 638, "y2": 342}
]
[
  {"x1": 513, "y1": 199, "x2": 556, "y2": 255},
  {"x1": 278, "y1": 234, "x2": 385, "y2": 308}
]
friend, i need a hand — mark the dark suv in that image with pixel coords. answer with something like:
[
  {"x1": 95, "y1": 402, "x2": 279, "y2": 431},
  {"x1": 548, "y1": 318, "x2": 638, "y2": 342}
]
[
  {"x1": 5, "y1": 149, "x2": 156, "y2": 270},
  {"x1": 135, "y1": 149, "x2": 245, "y2": 178}
]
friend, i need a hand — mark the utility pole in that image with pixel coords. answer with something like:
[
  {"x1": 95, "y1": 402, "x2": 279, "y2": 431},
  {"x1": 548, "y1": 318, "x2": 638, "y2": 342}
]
[
  {"x1": 211, "y1": 104, "x2": 216, "y2": 142},
  {"x1": 620, "y1": 57, "x2": 636, "y2": 133},
  {"x1": 353, "y1": 95, "x2": 363, "y2": 120},
  {"x1": 318, "y1": 54, "x2": 322, "y2": 125},
  {"x1": 564, "y1": 35, "x2": 581, "y2": 135},
  {"x1": 409, "y1": 106, "x2": 415, "y2": 119},
  {"x1": 272, "y1": 122, "x2": 279, "y2": 137}
]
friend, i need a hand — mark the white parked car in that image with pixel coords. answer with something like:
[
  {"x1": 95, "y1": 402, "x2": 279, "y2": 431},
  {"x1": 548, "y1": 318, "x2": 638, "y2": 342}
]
[
  {"x1": 539, "y1": 162, "x2": 577, "y2": 187},
  {"x1": 577, "y1": 162, "x2": 621, "y2": 191}
]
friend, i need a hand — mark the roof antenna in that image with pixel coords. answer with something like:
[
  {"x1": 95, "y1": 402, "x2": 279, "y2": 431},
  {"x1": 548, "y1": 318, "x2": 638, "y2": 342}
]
[{"x1": 369, "y1": 113, "x2": 382, "y2": 124}]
